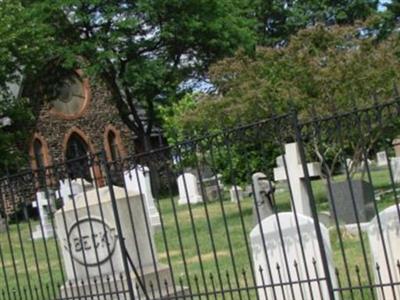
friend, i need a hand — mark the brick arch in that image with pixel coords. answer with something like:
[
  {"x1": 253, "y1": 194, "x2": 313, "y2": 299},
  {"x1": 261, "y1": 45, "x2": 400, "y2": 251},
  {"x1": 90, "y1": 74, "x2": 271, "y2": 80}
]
[
  {"x1": 104, "y1": 124, "x2": 127, "y2": 161},
  {"x1": 29, "y1": 132, "x2": 52, "y2": 169},
  {"x1": 62, "y1": 126, "x2": 104, "y2": 186}
]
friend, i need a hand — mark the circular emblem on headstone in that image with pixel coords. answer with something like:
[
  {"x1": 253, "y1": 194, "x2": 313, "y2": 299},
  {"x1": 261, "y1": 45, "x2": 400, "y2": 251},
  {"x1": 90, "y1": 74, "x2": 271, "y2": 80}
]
[{"x1": 67, "y1": 218, "x2": 117, "y2": 266}]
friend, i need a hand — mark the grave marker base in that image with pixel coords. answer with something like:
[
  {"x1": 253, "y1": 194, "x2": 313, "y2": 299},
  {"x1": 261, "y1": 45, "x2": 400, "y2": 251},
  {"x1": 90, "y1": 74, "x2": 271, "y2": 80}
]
[{"x1": 59, "y1": 264, "x2": 185, "y2": 300}]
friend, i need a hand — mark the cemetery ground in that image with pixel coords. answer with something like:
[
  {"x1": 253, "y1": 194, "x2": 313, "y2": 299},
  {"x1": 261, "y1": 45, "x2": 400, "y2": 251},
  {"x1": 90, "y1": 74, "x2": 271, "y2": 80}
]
[{"x1": 0, "y1": 167, "x2": 397, "y2": 299}]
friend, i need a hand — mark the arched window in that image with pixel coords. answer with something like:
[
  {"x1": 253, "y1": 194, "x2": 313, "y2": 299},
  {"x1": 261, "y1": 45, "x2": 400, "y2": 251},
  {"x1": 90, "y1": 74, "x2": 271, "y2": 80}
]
[
  {"x1": 104, "y1": 126, "x2": 126, "y2": 162},
  {"x1": 33, "y1": 139, "x2": 45, "y2": 170},
  {"x1": 65, "y1": 132, "x2": 92, "y2": 182},
  {"x1": 107, "y1": 130, "x2": 119, "y2": 161}
]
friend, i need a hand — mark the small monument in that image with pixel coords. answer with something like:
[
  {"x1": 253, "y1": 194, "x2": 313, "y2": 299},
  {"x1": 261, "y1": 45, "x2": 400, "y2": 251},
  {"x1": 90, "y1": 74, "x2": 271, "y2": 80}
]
[
  {"x1": 124, "y1": 165, "x2": 161, "y2": 228},
  {"x1": 32, "y1": 190, "x2": 56, "y2": 239},
  {"x1": 252, "y1": 172, "x2": 274, "y2": 224},
  {"x1": 250, "y1": 212, "x2": 337, "y2": 300},
  {"x1": 230, "y1": 185, "x2": 243, "y2": 203},
  {"x1": 54, "y1": 186, "x2": 177, "y2": 299},
  {"x1": 376, "y1": 151, "x2": 388, "y2": 167},
  {"x1": 177, "y1": 173, "x2": 203, "y2": 205},
  {"x1": 368, "y1": 205, "x2": 400, "y2": 300},
  {"x1": 273, "y1": 143, "x2": 322, "y2": 217}
]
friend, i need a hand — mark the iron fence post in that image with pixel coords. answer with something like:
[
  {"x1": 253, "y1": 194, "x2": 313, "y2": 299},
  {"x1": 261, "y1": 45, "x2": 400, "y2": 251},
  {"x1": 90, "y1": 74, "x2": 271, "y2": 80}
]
[
  {"x1": 292, "y1": 110, "x2": 336, "y2": 300},
  {"x1": 102, "y1": 151, "x2": 137, "y2": 300}
]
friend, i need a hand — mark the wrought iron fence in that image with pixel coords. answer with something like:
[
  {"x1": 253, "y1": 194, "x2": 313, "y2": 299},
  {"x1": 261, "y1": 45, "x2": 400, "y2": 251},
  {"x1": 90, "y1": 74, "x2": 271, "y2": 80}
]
[{"x1": 1, "y1": 99, "x2": 400, "y2": 299}]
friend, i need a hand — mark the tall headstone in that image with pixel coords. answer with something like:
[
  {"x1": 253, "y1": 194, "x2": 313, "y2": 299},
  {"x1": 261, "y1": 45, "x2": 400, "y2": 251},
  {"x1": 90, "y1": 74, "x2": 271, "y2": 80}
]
[
  {"x1": 393, "y1": 138, "x2": 400, "y2": 157},
  {"x1": 54, "y1": 186, "x2": 176, "y2": 299},
  {"x1": 368, "y1": 205, "x2": 400, "y2": 300},
  {"x1": 252, "y1": 173, "x2": 274, "y2": 224},
  {"x1": 250, "y1": 212, "x2": 337, "y2": 300},
  {"x1": 177, "y1": 173, "x2": 203, "y2": 205},
  {"x1": 124, "y1": 166, "x2": 161, "y2": 228},
  {"x1": 391, "y1": 157, "x2": 400, "y2": 184},
  {"x1": 230, "y1": 185, "x2": 243, "y2": 203},
  {"x1": 273, "y1": 143, "x2": 322, "y2": 217},
  {"x1": 376, "y1": 151, "x2": 388, "y2": 167},
  {"x1": 32, "y1": 190, "x2": 56, "y2": 239}
]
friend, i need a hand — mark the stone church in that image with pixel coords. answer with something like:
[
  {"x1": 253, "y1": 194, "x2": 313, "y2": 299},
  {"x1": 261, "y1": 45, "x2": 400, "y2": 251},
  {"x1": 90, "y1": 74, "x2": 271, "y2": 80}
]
[{"x1": 28, "y1": 71, "x2": 137, "y2": 184}]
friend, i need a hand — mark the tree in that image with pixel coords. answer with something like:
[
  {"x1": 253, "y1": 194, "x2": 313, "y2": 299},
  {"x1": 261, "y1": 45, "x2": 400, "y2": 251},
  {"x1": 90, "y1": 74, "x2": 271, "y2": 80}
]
[
  {"x1": 161, "y1": 24, "x2": 400, "y2": 181},
  {"x1": 14, "y1": 0, "x2": 256, "y2": 152},
  {"x1": 0, "y1": 1, "x2": 55, "y2": 171},
  {"x1": 253, "y1": 0, "x2": 379, "y2": 46}
]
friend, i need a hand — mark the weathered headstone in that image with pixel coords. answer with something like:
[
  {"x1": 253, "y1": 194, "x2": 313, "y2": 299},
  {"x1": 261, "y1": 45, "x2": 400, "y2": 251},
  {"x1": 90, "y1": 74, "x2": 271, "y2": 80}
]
[
  {"x1": 250, "y1": 212, "x2": 337, "y2": 300},
  {"x1": 177, "y1": 173, "x2": 203, "y2": 205},
  {"x1": 54, "y1": 186, "x2": 176, "y2": 299},
  {"x1": 32, "y1": 190, "x2": 56, "y2": 239},
  {"x1": 252, "y1": 172, "x2": 274, "y2": 224},
  {"x1": 124, "y1": 166, "x2": 161, "y2": 228},
  {"x1": 201, "y1": 173, "x2": 224, "y2": 201},
  {"x1": 393, "y1": 138, "x2": 400, "y2": 157},
  {"x1": 368, "y1": 205, "x2": 400, "y2": 300},
  {"x1": 58, "y1": 179, "x2": 93, "y2": 206},
  {"x1": 376, "y1": 151, "x2": 388, "y2": 167},
  {"x1": 328, "y1": 179, "x2": 375, "y2": 224},
  {"x1": 391, "y1": 157, "x2": 400, "y2": 183},
  {"x1": 230, "y1": 185, "x2": 243, "y2": 203},
  {"x1": 273, "y1": 143, "x2": 322, "y2": 217}
]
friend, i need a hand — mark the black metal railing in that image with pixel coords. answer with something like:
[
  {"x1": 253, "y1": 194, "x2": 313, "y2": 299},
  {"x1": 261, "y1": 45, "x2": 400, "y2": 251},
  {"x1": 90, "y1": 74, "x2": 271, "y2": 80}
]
[{"x1": 1, "y1": 99, "x2": 400, "y2": 299}]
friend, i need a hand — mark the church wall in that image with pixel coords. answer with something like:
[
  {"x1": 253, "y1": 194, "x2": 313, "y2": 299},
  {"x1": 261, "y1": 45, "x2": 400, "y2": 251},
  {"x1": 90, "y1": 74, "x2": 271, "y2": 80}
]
[{"x1": 32, "y1": 79, "x2": 136, "y2": 166}]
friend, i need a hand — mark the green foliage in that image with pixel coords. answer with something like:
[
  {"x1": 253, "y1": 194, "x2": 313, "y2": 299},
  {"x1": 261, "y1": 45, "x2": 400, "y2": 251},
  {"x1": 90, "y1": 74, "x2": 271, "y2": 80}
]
[
  {"x1": 162, "y1": 24, "x2": 400, "y2": 180},
  {"x1": 253, "y1": 0, "x2": 378, "y2": 46}
]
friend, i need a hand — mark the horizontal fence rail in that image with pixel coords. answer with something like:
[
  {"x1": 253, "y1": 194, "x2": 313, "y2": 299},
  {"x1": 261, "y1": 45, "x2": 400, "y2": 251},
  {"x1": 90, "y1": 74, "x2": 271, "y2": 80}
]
[{"x1": 1, "y1": 100, "x2": 400, "y2": 299}]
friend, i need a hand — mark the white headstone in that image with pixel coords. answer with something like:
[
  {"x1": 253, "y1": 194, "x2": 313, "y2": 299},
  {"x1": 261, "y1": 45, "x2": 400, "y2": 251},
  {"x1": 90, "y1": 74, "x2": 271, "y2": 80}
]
[
  {"x1": 250, "y1": 212, "x2": 337, "y2": 300},
  {"x1": 124, "y1": 166, "x2": 161, "y2": 228},
  {"x1": 54, "y1": 186, "x2": 175, "y2": 298},
  {"x1": 32, "y1": 190, "x2": 56, "y2": 239},
  {"x1": 273, "y1": 143, "x2": 321, "y2": 217},
  {"x1": 230, "y1": 185, "x2": 243, "y2": 203},
  {"x1": 391, "y1": 157, "x2": 400, "y2": 183},
  {"x1": 368, "y1": 205, "x2": 400, "y2": 300},
  {"x1": 276, "y1": 155, "x2": 284, "y2": 168},
  {"x1": 177, "y1": 173, "x2": 203, "y2": 205},
  {"x1": 252, "y1": 172, "x2": 274, "y2": 223},
  {"x1": 58, "y1": 179, "x2": 93, "y2": 206},
  {"x1": 376, "y1": 151, "x2": 388, "y2": 167}
]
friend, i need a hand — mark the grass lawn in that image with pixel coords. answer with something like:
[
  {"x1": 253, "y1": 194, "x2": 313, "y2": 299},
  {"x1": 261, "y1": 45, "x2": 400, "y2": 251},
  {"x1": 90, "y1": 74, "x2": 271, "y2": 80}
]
[{"x1": 0, "y1": 167, "x2": 399, "y2": 299}]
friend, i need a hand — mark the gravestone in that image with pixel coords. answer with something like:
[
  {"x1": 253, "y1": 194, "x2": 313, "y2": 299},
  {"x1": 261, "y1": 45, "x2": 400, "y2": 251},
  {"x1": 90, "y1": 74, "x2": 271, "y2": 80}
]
[
  {"x1": 390, "y1": 157, "x2": 400, "y2": 183},
  {"x1": 276, "y1": 155, "x2": 284, "y2": 168},
  {"x1": 273, "y1": 143, "x2": 322, "y2": 217},
  {"x1": 368, "y1": 205, "x2": 400, "y2": 300},
  {"x1": 32, "y1": 190, "x2": 56, "y2": 239},
  {"x1": 328, "y1": 179, "x2": 375, "y2": 224},
  {"x1": 0, "y1": 214, "x2": 5, "y2": 233},
  {"x1": 58, "y1": 179, "x2": 93, "y2": 206},
  {"x1": 393, "y1": 138, "x2": 400, "y2": 157},
  {"x1": 124, "y1": 166, "x2": 161, "y2": 228},
  {"x1": 252, "y1": 172, "x2": 274, "y2": 224},
  {"x1": 376, "y1": 151, "x2": 388, "y2": 167},
  {"x1": 201, "y1": 173, "x2": 224, "y2": 201},
  {"x1": 250, "y1": 212, "x2": 337, "y2": 300},
  {"x1": 230, "y1": 185, "x2": 243, "y2": 203},
  {"x1": 177, "y1": 173, "x2": 203, "y2": 205},
  {"x1": 54, "y1": 186, "x2": 176, "y2": 299}
]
